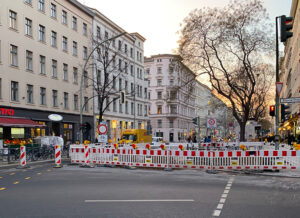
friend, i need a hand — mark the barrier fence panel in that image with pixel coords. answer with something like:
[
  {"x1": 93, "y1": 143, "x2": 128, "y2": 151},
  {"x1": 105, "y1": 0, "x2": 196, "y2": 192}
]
[{"x1": 69, "y1": 145, "x2": 300, "y2": 170}]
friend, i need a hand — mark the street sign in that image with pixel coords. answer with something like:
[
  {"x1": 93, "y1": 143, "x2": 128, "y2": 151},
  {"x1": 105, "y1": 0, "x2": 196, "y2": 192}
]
[
  {"x1": 98, "y1": 123, "x2": 108, "y2": 135},
  {"x1": 207, "y1": 118, "x2": 217, "y2": 128},
  {"x1": 275, "y1": 82, "x2": 283, "y2": 96},
  {"x1": 98, "y1": 134, "x2": 108, "y2": 143},
  {"x1": 280, "y1": 97, "x2": 300, "y2": 104}
]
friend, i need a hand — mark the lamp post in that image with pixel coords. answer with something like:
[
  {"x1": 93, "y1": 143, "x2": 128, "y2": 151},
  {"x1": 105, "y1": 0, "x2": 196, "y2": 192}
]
[{"x1": 79, "y1": 32, "x2": 127, "y2": 143}]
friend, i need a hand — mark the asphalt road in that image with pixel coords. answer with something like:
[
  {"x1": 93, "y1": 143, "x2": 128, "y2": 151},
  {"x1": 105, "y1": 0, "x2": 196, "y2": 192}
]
[{"x1": 0, "y1": 163, "x2": 300, "y2": 218}]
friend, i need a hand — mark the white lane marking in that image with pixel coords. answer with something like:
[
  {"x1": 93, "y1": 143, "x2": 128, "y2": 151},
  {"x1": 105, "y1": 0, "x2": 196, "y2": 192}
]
[
  {"x1": 213, "y1": 210, "x2": 221, "y2": 216},
  {"x1": 212, "y1": 176, "x2": 235, "y2": 217},
  {"x1": 220, "y1": 198, "x2": 226, "y2": 203},
  {"x1": 217, "y1": 204, "x2": 224, "y2": 209},
  {"x1": 85, "y1": 199, "x2": 195, "y2": 203}
]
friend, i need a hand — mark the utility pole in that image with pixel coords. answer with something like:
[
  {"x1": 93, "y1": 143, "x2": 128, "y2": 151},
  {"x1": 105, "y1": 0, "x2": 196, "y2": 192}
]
[{"x1": 275, "y1": 16, "x2": 280, "y2": 150}]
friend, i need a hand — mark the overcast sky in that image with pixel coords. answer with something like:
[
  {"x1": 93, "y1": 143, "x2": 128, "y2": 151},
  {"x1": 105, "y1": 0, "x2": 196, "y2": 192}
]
[{"x1": 79, "y1": 0, "x2": 292, "y2": 56}]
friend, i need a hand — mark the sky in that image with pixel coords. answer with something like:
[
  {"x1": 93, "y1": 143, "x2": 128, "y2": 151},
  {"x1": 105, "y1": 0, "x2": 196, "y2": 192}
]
[{"x1": 79, "y1": 0, "x2": 293, "y2": 57}]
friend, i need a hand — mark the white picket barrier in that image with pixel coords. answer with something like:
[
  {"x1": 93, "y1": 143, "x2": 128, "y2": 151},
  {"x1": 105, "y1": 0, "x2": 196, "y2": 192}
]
[{"x1": 70, "y1": 144, "x2": 300, "y2": 170}]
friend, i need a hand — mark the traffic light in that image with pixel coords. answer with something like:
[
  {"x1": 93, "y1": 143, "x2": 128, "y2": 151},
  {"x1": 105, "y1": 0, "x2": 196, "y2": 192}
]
[
  {"x1": 269, "y1": 105, "x2": 275, "y2": 117},
  {"x1": 281, "y1": 104, "x2": 290, "y2": 122},
  {"x1": 120, "y1": 91, "x2": 125, "y2": 104},
  {"x1": 192, "y1": 117, "x2": 199, "y2": 125},
  {"x1": 280, "y1": 15, "x2": 293, "y2": 42}
]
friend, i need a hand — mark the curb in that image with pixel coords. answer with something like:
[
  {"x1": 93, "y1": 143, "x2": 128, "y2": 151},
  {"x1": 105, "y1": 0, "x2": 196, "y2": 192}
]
[{"x1": 220, "y1": 169, "x2": 300, "y2": 178}]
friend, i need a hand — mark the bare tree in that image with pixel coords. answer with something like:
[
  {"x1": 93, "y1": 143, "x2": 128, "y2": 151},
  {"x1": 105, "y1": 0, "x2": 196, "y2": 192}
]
[{"x1": 178, "y1": 0, "x2": 274, "y2": 141}]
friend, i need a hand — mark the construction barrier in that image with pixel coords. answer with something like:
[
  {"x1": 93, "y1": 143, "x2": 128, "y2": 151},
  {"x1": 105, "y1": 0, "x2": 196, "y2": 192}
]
[
  {"x1": 70, "y1": 145, "x2": 300, "y2": 170},
  {"x1": 19, "y1": 145, "x2": 26, "y2": 168},
  {"x1": 54, "y1": 145, "x2": 62, "y2": 168}
]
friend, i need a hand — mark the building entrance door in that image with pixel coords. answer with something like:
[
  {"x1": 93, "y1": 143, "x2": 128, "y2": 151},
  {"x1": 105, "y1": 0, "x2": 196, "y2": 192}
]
[
  {"x1": 52, "y1": 122, "x2": 60, "y2": 136},
  {"x1": 169, "y1": 133, "x2": 174, "y2": 142}
]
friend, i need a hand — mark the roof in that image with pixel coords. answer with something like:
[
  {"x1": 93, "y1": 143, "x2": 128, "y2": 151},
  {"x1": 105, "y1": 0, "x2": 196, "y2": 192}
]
[
  {"x1": 67, "y1": 0, "x2": 94, "y2": 17},
  {"x1": 0, "y1": 117, "x2": 45, "y2": 127}
]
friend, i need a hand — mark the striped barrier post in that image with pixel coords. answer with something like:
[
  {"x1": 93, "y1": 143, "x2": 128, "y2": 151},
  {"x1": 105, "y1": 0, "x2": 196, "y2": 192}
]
[
  {"x1": 84, "y1": 145, "x2": 90, "y2": 165},
  {"x1": 17, "y1": 145, "x2": 28, "y2": 169},
  {"x1": 54, "y1": 145, "x2": 62, "y2": 168}
]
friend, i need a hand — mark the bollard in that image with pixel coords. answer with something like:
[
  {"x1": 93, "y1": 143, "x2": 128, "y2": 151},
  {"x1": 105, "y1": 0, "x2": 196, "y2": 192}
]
[
  {"x1": 17, "y1": 145, "x2": 28, "y2": 169},
  {"x1": 54, "y1": 145, "x2": 62, "y2": 168},
  {"x1": 80, "y1": 145, "x2": 94, "y2": 168}
]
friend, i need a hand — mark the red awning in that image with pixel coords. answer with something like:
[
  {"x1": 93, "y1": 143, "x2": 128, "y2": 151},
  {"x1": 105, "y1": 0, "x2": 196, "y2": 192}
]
[{"x1": 0, "y1": 117, "x2": 45, "y2": 127}]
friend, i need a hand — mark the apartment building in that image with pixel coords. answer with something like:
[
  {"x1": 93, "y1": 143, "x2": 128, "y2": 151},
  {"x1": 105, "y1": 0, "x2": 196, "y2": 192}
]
[
  {"x1": 280, "y1": 0, "x2": 300, "y2": 136},
  {"x1": 0, "y1": 0, "x2": 94, "y2": 143},
  {"x1": 89, "y1": 8, "x2": 148, "y2": 142},
  {"x1": 145, "y1": 54, "x2": 196, "y2": 143}
]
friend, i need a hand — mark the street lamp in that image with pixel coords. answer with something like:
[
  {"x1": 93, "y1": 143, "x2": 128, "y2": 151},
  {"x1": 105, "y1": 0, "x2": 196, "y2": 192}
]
[{"x1": 79, "y1": 32, "x2": 127, "y2": 143}]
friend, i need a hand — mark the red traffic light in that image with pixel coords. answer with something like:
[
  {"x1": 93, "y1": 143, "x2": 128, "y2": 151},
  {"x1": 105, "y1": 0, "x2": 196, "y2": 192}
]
[{"x1": 269, "y1": 105, "x2": 275, "y2": 117}]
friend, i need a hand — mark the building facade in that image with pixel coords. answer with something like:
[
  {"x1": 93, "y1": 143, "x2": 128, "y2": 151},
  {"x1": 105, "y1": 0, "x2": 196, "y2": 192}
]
[
  {"x1": 0, "y1": 0, "x2": 94, "y2": 143},
  {"x1": 90, "y1": 9, "x2": 149, "y2": 143},
  {"x1": 280, "y1": 0, "x2": 300, "y2": 137},
  {"x1": 145, "y1": 54, "x2": 196, "y2": 143}
]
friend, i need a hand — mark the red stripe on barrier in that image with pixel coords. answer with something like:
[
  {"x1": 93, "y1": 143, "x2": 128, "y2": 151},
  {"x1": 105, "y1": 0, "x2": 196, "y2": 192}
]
[
  {"x1": 191, "y1": 151, "x2": 195, "y2": 156},
  {"x1": 136, "y1": 163, "x2": 140, "y2": 166},
  {"x1": 81, "y1": 148, "x2": 84, "y2": 153},
  {"x1": 20, "y1": 153, "x2": 25, "y2": 159},
  {"x1": 264, "y1": 166, "x2": 269, "y2": 169},
  {"x1": 219, "y1": 166, "x2": 224, "y2": 169},
  {"x1": 57, "y1": 160, "x2": 61, "y2": 164},
  {"x1": 150, "y1": 164, "x2": 154, "y2": 167},
  {"x1": 150, "y1": 150, "x2": 154, "y2": 155},
  {"x1": 76, "y1": 160, "x2": 79, "y2": 163},
  {"x1": 282, "y1": 151, "x2": 287, "y2": 156},
  {"x1": 292, "y1": 151, "x2": 296, "y2": 156},
  {"x1": 22, "y1": 161, "x2": 26, "y2": 165},
  {"x1": 237, "y1": 151, "x2": 241, "y2": 157},
  {"x1": 191, "y1": 166, "x2": 196, "y2": 168},
  {"x1": 175, "y1": 165, "x2": 180, "y2": 168},
  {"x1": 143, "y1": 150, "x2": 147, "y2": 155},
  {"x1": 183, "y1": 151, "x2": 188, "y2": 156},
  {"x1": 157, "y1": 150, "x2": 161, "y2": 156},
  {"x1": 203, "y1": 144, "x2": 206, "y2": 147},
  {"x1": 291, "y1": 166, "x2": 296, "y2": 169},
  {"x1": 136, "y1": 150, "x2": 140, "y2": 155},
  {"x1": 282, "y1": 166, "x2": 287, "y2": 169},
  {"x1": 245, "y1": 152, "x2": 249, "y2": 157},
  {"x1": 143, "y1": 164, "x2": 147, "y2": 167},
  {"x1": 245, "y1": 166, "x2": 250, "y2": 169},
  {"x1": 228, "y1": 151, "x2": 232, "y2": 157},
  {"x1": 56, "y1": 151, "x2": 61, "y2": 158},
  {"x1": 219, "y1": 151, "x2": 224, "y2": 157},
  {"x1": 273, "y1": 151, "x2": 278, "y2": 157},
  {"x1": 93, "y1": 148, "x2": 96, "y2": 153},
  {"x1": 111, "y1": 149, "x2": 115, "y2": 154},
  {"x1": 183, "y1": 166, "x2": 188, "y2": 168},
  {"x1": 106, "y1": 149, "x2": 110, "y2": 153},
  {"x1": 175, "y1": 151, "x2": 179, "y2": 156},
  {"x1": 264, "y1": 151, "x2": 269, "y2": 156},
  {"x1": 273, "y1": 166, "x2": 277, "y2": 169},
  {"x1": 117, "y1": 149, "x2": 120, "y2": 154},
  {"x1": 76, "y1": 148, "x2": 79, "y2": 153},
  {"x1": 200, "y1": 166, "x2": 204, "y2": 169},
  {"x1": 237, "y1": 166, "x2": 241, "y2": 169},
  {"x1": 123, "y1": 150, "x2": 126, "y2": 154},
  {"x1": 200, "y1": 151, "x2": 204, "y2": 157}
]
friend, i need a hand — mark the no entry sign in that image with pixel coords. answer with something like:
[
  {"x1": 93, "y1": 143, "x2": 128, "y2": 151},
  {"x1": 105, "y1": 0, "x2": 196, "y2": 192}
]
[{"x1": 98, "y1": 123, "x2": 108, "y2": 135}]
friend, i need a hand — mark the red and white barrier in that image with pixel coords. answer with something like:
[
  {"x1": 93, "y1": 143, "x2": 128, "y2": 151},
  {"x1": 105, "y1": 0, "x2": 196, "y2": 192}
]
[
  {"x1": 20, "y1": 146, "x2": 26, "y2": 167},
  {"x1": 69, "y1": 145, "x2": 300, "y2": 170},
  {"x1": 84, "y1": 145, "x2": 90, "y2": 165},
  {"x1": 54, "y1": 145, "x2": 62, "y2": 168}
]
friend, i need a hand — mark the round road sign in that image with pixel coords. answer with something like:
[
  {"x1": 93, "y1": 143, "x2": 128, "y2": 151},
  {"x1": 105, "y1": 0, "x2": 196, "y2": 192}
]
[
  {"x1": 98, "y1": 123, "x2": 108, "y2": 135},
  {"x1": 208, "y1": 119, "x2": 216, "y2": 126}
]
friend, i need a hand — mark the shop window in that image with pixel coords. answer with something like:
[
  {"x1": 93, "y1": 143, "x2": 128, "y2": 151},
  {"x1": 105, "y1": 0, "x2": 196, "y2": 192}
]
[
  {"x1": 11, "y1": 128, "x2": 25, "y2": 138},
  {"x1": 0, "y1": 127, "x2": 3, "y2": 138}
]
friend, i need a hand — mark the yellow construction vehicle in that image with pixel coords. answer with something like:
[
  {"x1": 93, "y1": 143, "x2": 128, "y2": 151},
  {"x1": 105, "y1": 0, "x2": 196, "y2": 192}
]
[{"x1": 119, "y1": 129, "x2": 151, "y2": 144}]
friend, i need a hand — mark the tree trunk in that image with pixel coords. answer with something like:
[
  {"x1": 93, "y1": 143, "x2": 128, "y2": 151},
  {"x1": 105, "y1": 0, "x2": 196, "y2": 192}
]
[{"x1": 239, "y1": 122, "x2": 246, "y2": 142}]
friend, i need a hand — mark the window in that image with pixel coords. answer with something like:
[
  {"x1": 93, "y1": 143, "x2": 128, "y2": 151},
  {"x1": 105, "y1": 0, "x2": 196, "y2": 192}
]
[
  {"x1": 52, "y1": 59, "x2": 57, "y2": 78},
  {"x1": 119, "y1": 102, "x2": 123, "y2": 113},
  {"x1": 83, "y1": 23, "x2": 87, "y2": 35},
  {"x1": 157, "y1": 79, "x2": 162, "y2": 86},
  {"x1": 125, "y1": 80, "x2": 128, "y2": 92},
  {"x1": 10, "y1": 45, "x2": 18, "y2": 66},
  {"x1": 51, "y1": 3, "x2": 56, "y2": 18},
  {"x1": 157, "y1": 120, "x2": 162, "y2": 128},
  {"x1": 64, "y1": 92, "x2": 68, "y2": 109},
  {"x1": 84, "y1": 97, "x2": 88, "y2": 112},
  {"x1": 39, "y1": 25, "x2": 45, "y2": 42},
  {"x1": 113, "y1": 76, "x2": 116, "y2": 90},
  {"x1": 144, "y1": 105, "x2": 148, "y2": 117},
  {"x1": 73, "y1": 67, "x2": 78, "y2": 84},
  {"x1": 27, "y1": 84, "x2": 33, "y2": 104},
  {"x1": 62, "y1": 36, "x2": 68, "y2": 51},
  {"x1": 72, "y1": 16, "x2": 77, "y2": 30},
  {"x1": 118, "y1": 59, "x2": 122, "y2": 71},
  {"x1": 106, "y1": 97, "x2": 110, "y2": 111},
  {"x1": 38, "y1": 0, "x2": 45, "y2": 11},
  {"x1": 51, "y1": 31, "x2": 57, "y2": 47},
  {"x1": 26, "y1": 50, "x2": 33, "y2": 71},
  {"x1": 74, "y1": 94, "x2": 78, "y2": 110},
  {"x1": 170, "y1": 80, "x2": 174, "y2": 86},
  {"x1": 84, "y1": 71, "x2": 88, "y2": 87},
  {"x1": 130, "y1": 65, "x2": 134, "y2": 76},
  {"x1": 83, "y1": 46, "x2": 87, "y2": 59},
  {"x1": 157, "y1": 105, "x2": 162, "y2": 114},
  {"x1": 40, "y1": 87, "x2": 46, "y2": 105},
  {"x1": 118, "y1": 40, "x2": 121, "y2": 51},
  {"x1": 119, "y1": 78, "x2": 122, "y2": 91},
  {"x1": 130, "y1": 48, "x2": 133, "y2": 58},
  {"x1": 62, "y1": 10, "x2": 67, "y2": 24},
  {"x1": 25, "y1": 18, "x2": 32, "y2": 36},
  {"x1": 170, "y1": 105, "x2": 177, "y2": 114},
  {"x1": 125, "y1": 101, "x2": 128, "y2": 114},
  {"x1": 9, "y1": 10, "x2": 17, "y2": 29},
  {"x1": 96, "y1": 26, "x2": 101, "y2": 39},
  {"x1": 144, "y1": 88, "x2": 147, "y2": 99},
  {"x1": 113, "y1": 99, "x2": 117, "y2": 112},
  {"x1": 157, "y1": 91, "x2": 162, "y2": 99},
  {"x1": 52, "y1": 90, "x2": 58, "y2": 107},
  {"x1": 25, "y1": 0, "x2": 32, "y2": 5},
  {"x1": 39, "y1": 55, "x2": 45, "y2": 74},
  {"x1": 0, "y1": 78, "x2": 2, "y2": 99},
  {"x1": 124, "y1": 44, "x2": 127, "y2": 54},
  {"x1": 169, "y1": 120, "x2": 174, "y2": 128},
  {"x1": 125, "y1": 62, "x2": 128, "y2": 74},
  {"x1": 11, "y1": 81, "x2": 19, "y2": 101},
  {"x1": 72, "y1": 41, "x2": 77, "y2": 56},
  {"x1": 131, "y1": 102, "x2": 134, "y2": 115},
  {"x1": 104, "y1": 31, "x2": 108, "y2": 39},
  {"x1": 157, "y1": 67, "x2": 162, "y2": 74},
  {"x1": 170, "y1": 91, "x2": 177, "y2": 100},
  {"x1": 63, "y1": 63, "x2": 68, "y2": 81}
]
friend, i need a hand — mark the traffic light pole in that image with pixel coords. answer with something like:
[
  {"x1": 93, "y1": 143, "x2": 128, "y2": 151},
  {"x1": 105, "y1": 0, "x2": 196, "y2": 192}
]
[{"x1": 275, "y1": 17, "x2": 280, "y2": 150}]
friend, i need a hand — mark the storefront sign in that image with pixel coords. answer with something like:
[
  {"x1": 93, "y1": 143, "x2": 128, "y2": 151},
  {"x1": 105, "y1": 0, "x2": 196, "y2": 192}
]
[
  {"x1": 48, "y1": 114, "x2": 63, "y2": 121},
  {"x1": 0, "y1": 108, "x2": 14, "y2": 116}
]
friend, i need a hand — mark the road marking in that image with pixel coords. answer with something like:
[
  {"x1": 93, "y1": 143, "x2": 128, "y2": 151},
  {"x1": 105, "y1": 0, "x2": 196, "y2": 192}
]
[
  {"x1": 13, "y1": 181, "x2": 19, "y2": 185},
  {"x1": 25, "y1": 177, "x2": 31, "y2": 180},
  {"x1": 37, "y1": 172, "x2": 41, "y2": 175},
  {"x1": 85, "y1": 199, "x2": 195, "y2": 203},
  {"x1": 47, "y1": 169, "x2": 51, "y2": 172},
  {"x1": 0, "y1": 187, "x2": 5, "y2": 191},
  {"x1": 9, "y1": 173, "x2": 15, "y2": 175},
  {"x1": 212, "y1": 176, "x2": 235, "y2": 217},
  {"x1": 213, "y1": 210, "x2": 221, "y2": 216}
]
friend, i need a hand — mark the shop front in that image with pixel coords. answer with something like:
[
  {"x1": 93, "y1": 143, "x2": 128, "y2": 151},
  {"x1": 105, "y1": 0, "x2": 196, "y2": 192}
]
[{"x1": 0, "y1": 106, "x2": 94, "y2": 146}]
